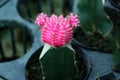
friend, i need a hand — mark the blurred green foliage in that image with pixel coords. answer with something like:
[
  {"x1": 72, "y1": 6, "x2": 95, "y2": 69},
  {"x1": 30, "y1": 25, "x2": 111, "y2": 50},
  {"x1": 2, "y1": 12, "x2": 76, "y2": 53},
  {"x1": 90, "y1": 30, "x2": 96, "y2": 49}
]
[
  {"x1": 78, "y1": 0, "x2": 112, "y2": 36},
  {"x1": 41, "y1": 47, "x2": 79, "y2": 80},
  {"x1": 77, "y1": 0, "x2": 120, "y2": 68}
]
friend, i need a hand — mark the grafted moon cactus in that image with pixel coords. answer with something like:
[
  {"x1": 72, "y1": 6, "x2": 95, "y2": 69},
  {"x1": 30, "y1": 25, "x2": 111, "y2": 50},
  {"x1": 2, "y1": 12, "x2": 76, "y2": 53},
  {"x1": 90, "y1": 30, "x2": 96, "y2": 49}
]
[
  {"x1": 35, "y1": 13, "x2": 79, "y2": 47},
  {"x1": 35, "y1": 13, "x2": 80, "y2": 80}
]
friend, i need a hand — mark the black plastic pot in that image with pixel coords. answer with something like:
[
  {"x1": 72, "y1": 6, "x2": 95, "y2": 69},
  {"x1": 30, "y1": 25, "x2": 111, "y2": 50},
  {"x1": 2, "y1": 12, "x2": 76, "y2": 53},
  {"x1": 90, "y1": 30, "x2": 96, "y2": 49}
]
[
  {"x1": 0, "y1": 20, "x2": 33, "y2": 62},
  {"x1": 104, "y1": 0, "x2": 120, "y2": 73},
  {"x1": 25, "y1": 46, "x2": 44, "y2": 80},
  {"x1": 26, "y1": 40, "x2": 92, "y2": 80},
  {"x1": 72, "y1": 38, "x2": 120, "y2": 80},
  {"x1": 72, "y1": 0, "x2": 120, "y2": 79},
  {"x1": 0, "y1": 1, "x2": 41, "y2": 80},
  {"x1": 0, "y1": 20, "x2": 41, "y2": 80},
  {"x1": 71, "y1": 39, "x2": 92, "y2": 80},
  {"x1": 72, "y1": 0, "x2": 113, "y2": 53}
]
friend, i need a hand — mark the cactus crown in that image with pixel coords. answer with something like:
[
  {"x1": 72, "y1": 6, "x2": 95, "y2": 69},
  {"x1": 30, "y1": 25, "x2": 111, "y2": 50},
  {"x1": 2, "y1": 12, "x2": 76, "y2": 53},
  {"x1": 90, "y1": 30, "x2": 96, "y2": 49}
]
[{"x1": 35, "y1": 13, "x2": 79, "y2": 47}]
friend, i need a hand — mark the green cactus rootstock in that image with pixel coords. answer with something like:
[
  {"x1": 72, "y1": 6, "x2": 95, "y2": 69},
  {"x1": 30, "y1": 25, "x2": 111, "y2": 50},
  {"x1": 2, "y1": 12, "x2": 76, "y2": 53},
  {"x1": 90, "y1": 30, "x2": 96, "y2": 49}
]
[
  {"x1": 40, "y1": 47, "x2": 78, "y2": 80},
  {"x1": 78, "y1": 0, "x2": 112, "y2": 36}
]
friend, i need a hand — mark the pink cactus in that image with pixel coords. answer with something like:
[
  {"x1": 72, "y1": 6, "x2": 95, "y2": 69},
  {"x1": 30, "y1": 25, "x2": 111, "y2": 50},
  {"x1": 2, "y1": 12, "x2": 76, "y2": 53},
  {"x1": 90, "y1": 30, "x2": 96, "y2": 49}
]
[
  {"x1": 68, "y1": 13, "x2": 79, "y2": 27},
  {"x1": 35, "y1": 13, "x2": 79, "y2": 47},
  {"x1": 35, "y1": 13, "x2": 47, "y2": 27}
]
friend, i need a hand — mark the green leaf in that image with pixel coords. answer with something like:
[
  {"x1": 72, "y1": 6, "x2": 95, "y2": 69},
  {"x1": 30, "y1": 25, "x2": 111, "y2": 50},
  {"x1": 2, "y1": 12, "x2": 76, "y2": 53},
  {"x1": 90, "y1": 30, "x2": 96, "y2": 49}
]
[
  {"x1": 78, "y1": 0, "x2": 113, "y2": 36},
  {"x1": 112, "y1": 25, "x2": 120, "y2": 49},
  {"x1": 110, "y1": 31, "x2": 120, "y2": 66},
  {"x1": 106, "y1": 34, "x2": 120, "y2": 66},
  {"x1": 113, "y1": 34, "x2": 120, "y2": 49},
  {"x1": 40, "y1": 47, "x2": 78, "y2": 80},
  {"x1": 113, "y1": 50, "x2": 120, "y2": 65}
]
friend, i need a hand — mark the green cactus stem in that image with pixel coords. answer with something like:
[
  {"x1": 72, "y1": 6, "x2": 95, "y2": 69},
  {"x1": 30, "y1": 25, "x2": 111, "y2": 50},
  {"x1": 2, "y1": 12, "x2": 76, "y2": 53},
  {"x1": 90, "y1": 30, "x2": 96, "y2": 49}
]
[{"x1": 40, "y1": 47, "x2": 79, "y2": 80}]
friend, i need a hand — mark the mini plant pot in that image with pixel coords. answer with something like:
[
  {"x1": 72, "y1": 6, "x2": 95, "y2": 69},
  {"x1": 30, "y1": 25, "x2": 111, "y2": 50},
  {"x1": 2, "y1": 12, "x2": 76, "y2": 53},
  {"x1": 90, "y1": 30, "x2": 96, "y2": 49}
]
[
  {"x1": 72, "y1": 0, "x2": 120, "y2": 79},
  {"x1": 0, "y1": 20, "x2": 33, "y2": 62},
  {"x1": 29, "y1": 12, "x2": 91, "y2": 80},
  {"x1": 25, "y1": 40, "x2": 91, "y2": 80},
  {"x1": 104, "y1": 0, "x2": 120, "y2": 72},
  {"x1": 72, "y1": 0, "x2": 113, "y2": 53}
]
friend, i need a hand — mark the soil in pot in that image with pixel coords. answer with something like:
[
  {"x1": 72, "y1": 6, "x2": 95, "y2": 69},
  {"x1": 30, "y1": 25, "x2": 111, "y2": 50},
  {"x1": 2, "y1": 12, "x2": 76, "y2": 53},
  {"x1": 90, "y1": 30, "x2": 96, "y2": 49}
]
[
  {"x1": 73, "y1": 27, "x2": 112, "y2": 53},
  {"x1": 25, "y1": 47, "x2": 44, "y2": 80},
  {"x1": 25, "y1": 46, "x2": 89, "y2": 80}
]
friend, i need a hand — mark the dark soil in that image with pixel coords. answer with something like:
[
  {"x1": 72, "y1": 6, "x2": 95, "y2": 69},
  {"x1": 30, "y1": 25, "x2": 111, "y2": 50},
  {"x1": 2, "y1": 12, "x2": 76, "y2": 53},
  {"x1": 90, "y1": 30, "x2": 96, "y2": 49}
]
[{"x1": 25, "y1": 47, "x2": 44, "y2": 80}]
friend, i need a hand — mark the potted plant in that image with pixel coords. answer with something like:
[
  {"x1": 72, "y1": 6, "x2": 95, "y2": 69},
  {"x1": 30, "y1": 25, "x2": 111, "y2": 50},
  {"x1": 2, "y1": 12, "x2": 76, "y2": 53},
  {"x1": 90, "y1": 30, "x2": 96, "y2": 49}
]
[
  {"x1": 73, "y1": 0, "x2": 113, "y2": 53},
  {"x1": 104, "y1": 0, "x2": 120, "y2": 72},
  {"x1": 73, "y1": 0, "x2": 120, "y2": 73},
  {"x1": 25, "y1": 13, "x2": 91, "y2": 80}
]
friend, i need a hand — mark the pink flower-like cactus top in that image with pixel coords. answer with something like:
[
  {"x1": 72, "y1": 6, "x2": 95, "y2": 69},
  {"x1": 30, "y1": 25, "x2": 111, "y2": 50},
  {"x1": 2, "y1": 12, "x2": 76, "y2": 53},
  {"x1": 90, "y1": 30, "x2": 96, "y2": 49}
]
[{"x1": 35, "y1": 13, "x2": 79, "y2": 47}]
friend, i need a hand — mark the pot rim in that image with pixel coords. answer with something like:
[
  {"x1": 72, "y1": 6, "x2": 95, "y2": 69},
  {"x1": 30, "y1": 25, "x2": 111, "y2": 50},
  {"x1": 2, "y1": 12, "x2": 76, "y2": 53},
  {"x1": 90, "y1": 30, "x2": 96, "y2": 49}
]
[{"x1": 71, "y1": 38, "x2": 92, "y2": 80}]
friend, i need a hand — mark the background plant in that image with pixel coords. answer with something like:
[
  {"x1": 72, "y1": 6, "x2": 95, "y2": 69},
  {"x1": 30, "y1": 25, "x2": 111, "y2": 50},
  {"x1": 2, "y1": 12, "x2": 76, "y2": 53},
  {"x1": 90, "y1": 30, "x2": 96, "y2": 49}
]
[{"x1": 77, "y1": 0, "x2": 120, "y2": 68}]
